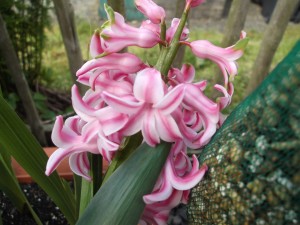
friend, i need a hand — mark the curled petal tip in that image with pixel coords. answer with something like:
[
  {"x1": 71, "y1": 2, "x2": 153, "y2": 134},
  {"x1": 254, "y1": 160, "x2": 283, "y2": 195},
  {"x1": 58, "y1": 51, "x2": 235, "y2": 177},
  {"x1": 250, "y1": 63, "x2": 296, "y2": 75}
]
[{"x1": 240, "y1": 30, "x2": 247, "y2": 39}]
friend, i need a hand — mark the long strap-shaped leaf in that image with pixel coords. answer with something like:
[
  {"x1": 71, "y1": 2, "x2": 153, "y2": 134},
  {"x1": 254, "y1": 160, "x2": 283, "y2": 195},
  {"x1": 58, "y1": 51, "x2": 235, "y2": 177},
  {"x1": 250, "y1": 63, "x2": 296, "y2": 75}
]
[
  {"x1": 76, "y1": 142, "x2": 171, "y2": 225},
  {"x1": 0, "y1": 95, "x2": 77, "y2": 224}
]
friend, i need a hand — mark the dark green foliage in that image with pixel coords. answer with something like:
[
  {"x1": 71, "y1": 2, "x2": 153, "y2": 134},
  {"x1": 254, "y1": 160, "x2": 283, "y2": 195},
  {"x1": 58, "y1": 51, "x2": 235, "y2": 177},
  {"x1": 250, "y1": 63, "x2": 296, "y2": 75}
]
[
  {"x1": 0, "y1": 0, "x2": 51, "y2": 118},
  {"x1": 188, "y1": 41, "x2": 300, "y2": 224},
  {"x1": 0, "y1": 0, "x2": 50, "y2": 86}
]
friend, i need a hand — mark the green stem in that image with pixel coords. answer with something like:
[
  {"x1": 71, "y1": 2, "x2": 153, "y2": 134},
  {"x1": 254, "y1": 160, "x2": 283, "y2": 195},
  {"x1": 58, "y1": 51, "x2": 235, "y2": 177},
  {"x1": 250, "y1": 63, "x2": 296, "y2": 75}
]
[
  {"x1": 155, "y1": 46, "x2": 169, "y2": 71},
  {"x1": 91, "y1": 154, "x2": 103, "y2": 195},
  {"x1": 160, "y1": 7, "x2": 190, "y2": 76},
  {"x1": 159, "y1": 20, "x2": 167, "y2": 47}
]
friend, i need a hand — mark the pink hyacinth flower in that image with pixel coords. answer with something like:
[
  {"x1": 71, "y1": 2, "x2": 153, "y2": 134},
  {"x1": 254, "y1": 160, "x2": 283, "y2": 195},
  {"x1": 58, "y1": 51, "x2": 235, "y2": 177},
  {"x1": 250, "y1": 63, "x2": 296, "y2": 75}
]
[
  {"x1": 183, "y1": 84, "x2": 220, "y2": 148},
  {"x1": 135, "y1": 0, "x2": 166, "y2": 24},
  {"x1": 167, "y1": 64, "x2": 218, "y2": 148},
  {"x1": 168, "y1": 64, "x2": 206, "y2": 90},
  {"x1": 45, "y1": 116, "x2": 97, "y2": 180},
  {"x1": 101, "y1": 68, "x2": 185, "y2": 147},
  {"x1": 143, "y1": 145, "x2": 207, "y2": 204},
  {"x1": 141, "y1": 142, "x2": 207, "y2": 225},
  {"x1": 100, "y1": 4, "x2": 161, "y2": 54},
  {"x1": 183, "y1": 32, "x2": 248, "y2": 86}
]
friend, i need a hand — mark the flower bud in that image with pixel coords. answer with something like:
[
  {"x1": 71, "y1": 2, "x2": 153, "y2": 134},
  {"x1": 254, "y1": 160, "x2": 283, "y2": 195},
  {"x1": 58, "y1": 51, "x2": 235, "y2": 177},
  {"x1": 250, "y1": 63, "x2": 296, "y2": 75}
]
[
  {"x1": 186, "y1": 0, "x2": 205, "y2": 8},
  {"x1": 135, "y1": 0, "x2": 166, "y2": 24}
]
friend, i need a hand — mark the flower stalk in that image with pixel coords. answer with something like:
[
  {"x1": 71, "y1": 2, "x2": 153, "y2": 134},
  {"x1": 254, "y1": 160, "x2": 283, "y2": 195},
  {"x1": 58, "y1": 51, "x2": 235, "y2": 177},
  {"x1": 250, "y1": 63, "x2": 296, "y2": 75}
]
[{"x1": 159, "y1": 6, "x2": 190, "y2": 76}]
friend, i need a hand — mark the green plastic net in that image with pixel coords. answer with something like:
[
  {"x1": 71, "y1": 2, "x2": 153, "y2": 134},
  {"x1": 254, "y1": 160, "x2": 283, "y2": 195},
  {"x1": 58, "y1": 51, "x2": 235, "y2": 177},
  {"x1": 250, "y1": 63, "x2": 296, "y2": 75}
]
[{"x1": 187, "y1": 41, "x2": 300, "y2": 225}]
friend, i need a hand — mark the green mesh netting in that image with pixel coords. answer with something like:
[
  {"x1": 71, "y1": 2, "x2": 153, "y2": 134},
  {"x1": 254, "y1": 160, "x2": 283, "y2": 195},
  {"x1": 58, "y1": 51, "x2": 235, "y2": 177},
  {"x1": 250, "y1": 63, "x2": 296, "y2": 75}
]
[{"x1": 187, "y1": 40, "x2": 300, "y2": 225}]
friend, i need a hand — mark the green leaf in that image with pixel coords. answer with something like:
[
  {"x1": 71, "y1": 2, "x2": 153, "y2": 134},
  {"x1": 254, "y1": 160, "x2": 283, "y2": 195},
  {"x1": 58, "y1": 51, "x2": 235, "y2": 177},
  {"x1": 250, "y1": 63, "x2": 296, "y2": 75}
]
[
  {"x1": 102, "y1": 132, "x2": 143, "y2": 184},
  {"x1": 0, "y1": 153, "x2": 43, "y2": 225},
  {"x1": 79, "y1": 176, "x2": 93, "y2": 215},
  {"x1": 233, "y1": 37, "x2": 249, "y2": 50},
  {"x1": 76, "y1": 142, "x2": 171, "y2": 225},
  {"x1": 0, "y1": 95, "x2": 77, "y2": 225}
]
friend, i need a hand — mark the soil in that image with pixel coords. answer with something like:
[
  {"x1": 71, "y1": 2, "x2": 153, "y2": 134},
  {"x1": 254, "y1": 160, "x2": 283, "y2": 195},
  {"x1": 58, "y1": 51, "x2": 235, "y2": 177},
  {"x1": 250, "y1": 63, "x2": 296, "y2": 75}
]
[
  {"x1": 0, "y1": 183, "x2": 69, "y2": 225},
  {"x1": 0, "y1": 182, "x2": 187, "y2": 225}
]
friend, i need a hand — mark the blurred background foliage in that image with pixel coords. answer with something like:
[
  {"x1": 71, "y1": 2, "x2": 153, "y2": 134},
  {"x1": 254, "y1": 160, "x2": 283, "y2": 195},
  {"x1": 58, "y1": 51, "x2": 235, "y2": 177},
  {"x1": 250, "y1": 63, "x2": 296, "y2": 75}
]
[{"x1": 0, "y1": 0, "x2": 52, "y2": 119}]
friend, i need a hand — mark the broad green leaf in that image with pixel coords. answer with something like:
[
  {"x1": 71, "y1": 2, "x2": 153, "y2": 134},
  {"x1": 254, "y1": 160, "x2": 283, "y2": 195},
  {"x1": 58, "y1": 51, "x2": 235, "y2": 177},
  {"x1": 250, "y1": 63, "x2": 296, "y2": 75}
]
[
  {"x1": 102, "y1": 132, "x2": 142, "y2": 184},
  {"x1": 0, "y1": 154, "x2": 43, "y2": 225},
  {"x1": 76, "y1": 142, "x2": 171, "y2": 225},
  {"x1": 0, "y1": 95, "x2": 77, "y2": 225}
]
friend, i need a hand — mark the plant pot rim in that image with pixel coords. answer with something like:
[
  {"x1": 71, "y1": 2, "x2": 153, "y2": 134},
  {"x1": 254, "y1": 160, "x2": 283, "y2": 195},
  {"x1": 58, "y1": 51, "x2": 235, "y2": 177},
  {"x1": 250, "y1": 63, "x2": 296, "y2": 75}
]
[{"x1": 12, "y1": 147, "x2": 109, "y2": 183}]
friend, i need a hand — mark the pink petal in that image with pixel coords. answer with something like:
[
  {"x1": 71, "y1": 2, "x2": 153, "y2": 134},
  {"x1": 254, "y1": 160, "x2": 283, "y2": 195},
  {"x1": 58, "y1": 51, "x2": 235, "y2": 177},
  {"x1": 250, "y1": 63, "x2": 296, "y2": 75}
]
[
  {"x1": 140, "y1": 20, "x2": 160, "y2": 35},
  {"x1": 166, "y1": 155, "x2": 207, "y2": 190},
  {"x1": 153, "y1": 84, "x2": 184, "y2": 115},
  {"x1": 101, "y1": 91, "x2": 143, "y2": 114},
  {"x1": 181, "y1": 63, "x2": 195, "y2": 83},
  {"x1": 51, "y1": 116, "x2": 81, "y2": 147},
  {"x1": 143, "y1": 172, "x2": 173, "y2": 204},
  {"x1": 149, "y1": 189, "x2": 183, "y2": 211},
  {"x1": 182, "y1": 190, "x2": 190, "y2": 204},
  {"x1": 142, "y1": 110, "x2": 160, "y2": 147},
  {"x1": 155, "y1": 111, "x2": 182, "y2": 142},
  {"x1": 45, "y1": 147, "x2": 76, "y2": 176},
  {"x1": 170, "y1": 140, "x2": 186, "y2": 156},
  {"x1": 64, "y1": 116, "x2": 85, "y2": 135},
  {"x1": 134, "y1": 68, "x2": 164, "y2": 104},
  {"x1": 76, "y1": 53, "x2": 144, "y2": 77},
  {"x1": 135, "y1": 0, "x2": 166, "y2": 24},
  {"x1": 166, "y1": 18, "x2": 189, "y2": 43},
  {"x1": 93, "y1": 73, "x2": 133, "y2": 96},
  {"x1": 97, "y1": 133, "x2": 120, "y2": 152},
  {"x1": 121, "y1": 107, "x2": 145, "y2": 136},
  {"x1": 69, "y1": 153, "x2": 91, "y2": 181},
  {"x1": 100, "y1": 10, "x2": 160, "y2": 53},
  {"x1": 194, "y1": 80, "x2": 207, "y2": 91},
  {"x1": 174, "y1": 152, "x2": 192, "y2": 175},
  {"x1": 80, "y1": 122, "x2": 101, "y2": 146},
  {"x1": 184, "y1": 84, "x2": 219, "y2": 122},
  {"x1": 186, "y1": 0, "x2": 205, "y2": 8},
  {"x1": 89, "y1": 31, "x2": 104, "y2": 58},
  {"x1": 72, "y1": 85, "x2": 97, "y2": 121},
  {"x1": 214, "y1": 84, "x2": 231, "y2": 110},
  {"x1": 96, "y1": 107, "x2": 128, "y2": 136}
]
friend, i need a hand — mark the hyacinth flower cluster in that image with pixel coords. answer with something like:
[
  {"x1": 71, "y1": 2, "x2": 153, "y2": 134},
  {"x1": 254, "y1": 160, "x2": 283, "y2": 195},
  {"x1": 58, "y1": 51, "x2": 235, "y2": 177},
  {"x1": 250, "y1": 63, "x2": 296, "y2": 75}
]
[{"x1": 45, "y1": 0, "x2": 248, "y2": 224}]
